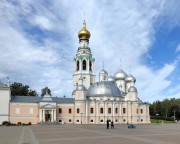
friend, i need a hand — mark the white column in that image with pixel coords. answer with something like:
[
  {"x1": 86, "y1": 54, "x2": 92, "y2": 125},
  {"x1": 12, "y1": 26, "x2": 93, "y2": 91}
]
[
  {"x1": 43, "y1": 109, "x2": 45, "y2": 122},
  {"x1": 86, "y1": 101, "x2": 88, "y2": 124},
  {"x1": 87, "y1": 59, "x2": 89, "y2": 72},
  {"x1": 119, "y1": 102, "x2": 122, "y2": 123},
  {"x1": 51, "y1": 110, "x2": 53, "y2": 122},
  {"x1": 104, "y1": 101, "x2": 106, "y2": 124},
  {"x1": 80, "y1": 59, "x2": 82, "y2": 71},
  {"x1": 54, "y1": 109, "x2": 56, "y2": 122},
  {"x1": 96, "y1": 101, "x2": 99, "y2": 124},
  {"x1": 94, "y1": 100, "x2": 96, "y2": 124},
  {"x1": 118, "y1": 102, "x2": 120, "y2": 124},
  {"x1": 112, "y1": 102, "x2": 114, "y2": 122},
  {"x1": 104, "y1": 101, "x2": 107, "y2": 121}
]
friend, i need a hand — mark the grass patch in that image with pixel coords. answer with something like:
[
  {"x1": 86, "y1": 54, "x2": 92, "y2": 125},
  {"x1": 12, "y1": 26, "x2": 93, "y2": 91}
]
[{"x1": 151, "y1": 119, "x2": 174, "y2": 123}]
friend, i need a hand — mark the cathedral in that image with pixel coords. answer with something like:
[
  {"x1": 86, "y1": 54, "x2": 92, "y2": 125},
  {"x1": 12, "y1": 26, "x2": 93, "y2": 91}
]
[{"x1": 0, "y1": 20, "x2": 150, "y2": 125}]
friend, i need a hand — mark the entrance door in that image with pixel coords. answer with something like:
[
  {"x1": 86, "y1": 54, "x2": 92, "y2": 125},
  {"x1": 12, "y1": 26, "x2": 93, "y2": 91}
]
[
  {"x1": 45, "y1": 113, "x2": 51, "y2": 121},
  {"x1": 45, "y1": 110, "x2": 51, "y2": 122}
]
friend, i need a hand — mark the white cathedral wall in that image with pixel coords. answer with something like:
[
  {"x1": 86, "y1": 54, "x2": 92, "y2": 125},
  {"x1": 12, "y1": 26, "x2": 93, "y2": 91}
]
[
  {"x1": 126, "y1": 92, "x2": 137, "y2": 101},
  {"x1": 0, "y1": 87, "x2": 10, "y2": 124}
]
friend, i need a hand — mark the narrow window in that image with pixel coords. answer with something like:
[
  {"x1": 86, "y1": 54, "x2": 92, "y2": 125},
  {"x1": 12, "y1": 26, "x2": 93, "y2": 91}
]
[
  {"x1": 141, "y1": 119, "x2": 143, "y2": 122},
  {"x1": 100, "y1": 119, "x2": 103, "y2": 122},
  {"x1": 123, "y1": 119, "x2": 126, "y2": 122},
  {"x1": 16, "y1": 108, "x2": 20, "y2": 114},
  {"x1": 77, "y1": 119, "x2": 79, "y2": 122},
  {"x1": 108, "y1": 108, "x2": 111, "y2": 114},
  {"x1": 90, "y1": 108, "x2": 94, "y2": 114},
  {"x1": 83, "y1": 60, "x2": 86, "y2": 70},
  {"x1": 76, "y1": 61, "x2": 79, "y2": 71},
  {"x1": 115, "y1": 108, "x2": 118, "y2": 114},
  {"x1": 89, "y1": 61, "x2": 92, "y2": 71},
  {"x1": 59, "y1": 108, "x2": 62, "y2": 113},
  {"x1": 77, "y1": 108, "x2": 80, "y2": 114},
  {"x1": 141, "y1": 109, "x2": 143, "y2": 114},
  {"x1": 69, "y1": 108, "x2": 72, "y2": 114},
  {"x1": 123, "y1": 108, "x2": 126, "y2": 114},
  {"x1": 100, "y1": 108, "x2": 103, "y2": 114},
  {"x1": 59, "y1": 119, "x2": 62, "y2": 122},
  {"x1": 116, "y1": 119, "x2": 118, "y2": 122},
  {"x1": 90, "y1": 119, "x2": 93, "y2": 122},
  {"x1": 69, "y1": 119, "x2": 71, "y2": 122},
  {"x1": 29, "y1": 108, "x2": 33, "y2": 114}
]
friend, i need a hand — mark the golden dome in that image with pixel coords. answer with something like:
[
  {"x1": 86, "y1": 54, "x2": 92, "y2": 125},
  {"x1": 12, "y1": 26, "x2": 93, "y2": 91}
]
[{"x1": 78, "y1": 20, "x2": 91, "y2": 40}]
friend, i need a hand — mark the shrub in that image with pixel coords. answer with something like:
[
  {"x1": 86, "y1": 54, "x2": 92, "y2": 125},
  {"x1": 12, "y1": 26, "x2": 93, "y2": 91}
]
[
  {"x1": 2, "y1": 121, "x2": 10, "y2": 126},
  {"x1": 17, "y1": 122, "x2": 22, "y2": 125},
  {"x1": 164, "y1": 117, "x2": 174, "y2": 121}
]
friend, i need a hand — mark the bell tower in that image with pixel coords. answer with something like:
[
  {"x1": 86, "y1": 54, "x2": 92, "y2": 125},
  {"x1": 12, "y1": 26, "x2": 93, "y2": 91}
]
[{"x1": 73, "y1": 20, "x2": 95, "y2": 90}]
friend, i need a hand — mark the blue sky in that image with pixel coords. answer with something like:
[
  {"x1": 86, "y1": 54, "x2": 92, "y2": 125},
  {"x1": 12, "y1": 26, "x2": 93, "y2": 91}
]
[{"x1": 0, "y1": 0, "x2": 180, "y2": 102}]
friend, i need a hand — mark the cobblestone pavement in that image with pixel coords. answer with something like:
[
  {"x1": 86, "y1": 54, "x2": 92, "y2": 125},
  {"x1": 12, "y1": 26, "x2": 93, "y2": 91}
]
[{"x1": 0, "y1": 124, "x2": 180, "y2": 144}]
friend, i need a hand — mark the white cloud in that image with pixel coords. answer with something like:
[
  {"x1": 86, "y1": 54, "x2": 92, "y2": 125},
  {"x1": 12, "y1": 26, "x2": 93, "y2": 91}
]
[
  {"x1": 0, "y1": 0, "x2": 179, "y2": 102},
  {"x1": 176, "y1": 44, "x2": 180, "y2": 52}
]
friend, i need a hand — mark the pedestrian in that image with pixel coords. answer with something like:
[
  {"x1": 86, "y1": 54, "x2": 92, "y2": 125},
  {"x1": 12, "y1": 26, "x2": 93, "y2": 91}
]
[
  {"x1": 106, "y1": 119, "x2": 109, "y2": 129},
  {"x1": 111, "y1": 121, "x2": 114, "y2": 129}
]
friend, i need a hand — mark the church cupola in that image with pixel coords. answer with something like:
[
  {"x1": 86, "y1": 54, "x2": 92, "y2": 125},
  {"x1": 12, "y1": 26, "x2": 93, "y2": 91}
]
[
  {"x1": 99, "y1": 69, "x2": 108, "y2": 81},
  {"x1": 78, "y1": 20, "x2": 91, "y2": 41}
]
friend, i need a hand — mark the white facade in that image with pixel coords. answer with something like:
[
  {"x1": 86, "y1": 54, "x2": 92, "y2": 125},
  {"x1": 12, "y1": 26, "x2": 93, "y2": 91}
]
[{"x1": 0, "y1": 84, "x2": 10, "y2": 124}]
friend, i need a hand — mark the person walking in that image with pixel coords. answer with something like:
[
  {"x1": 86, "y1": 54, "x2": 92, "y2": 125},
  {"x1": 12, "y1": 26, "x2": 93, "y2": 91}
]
[
  {"x1": 106, "y1": 119, "x2": 109, "y2": 129},
  {"x1": 111, "y1": 121, "x2": 114, "y2": 129}
]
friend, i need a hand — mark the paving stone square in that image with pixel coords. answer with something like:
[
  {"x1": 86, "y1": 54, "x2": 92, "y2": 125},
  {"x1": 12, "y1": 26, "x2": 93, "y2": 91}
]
[{"x1": 0, "y1": 124, "x2": 180, "y2": 144}]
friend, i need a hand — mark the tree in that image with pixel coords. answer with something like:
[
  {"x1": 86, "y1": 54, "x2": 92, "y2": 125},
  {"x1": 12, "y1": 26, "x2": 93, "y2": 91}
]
[
  {"x1": 41, "y1": 87, "x2": 51, "y2": 97},
  {"x1": 11, "y1": 82, "x2": 37, "y2": 96},
  {"x1": 150, "y1": 98, "x2": 180, "y2": 120}
]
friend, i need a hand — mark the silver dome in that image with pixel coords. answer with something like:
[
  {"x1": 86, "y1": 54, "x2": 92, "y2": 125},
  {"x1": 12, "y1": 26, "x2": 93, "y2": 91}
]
[
  {"x1": 87, "y1": 81, "x2": 122, "y2": 97},
  {"x1": 107, "y1": 76, "x2": 115, "y2": 82},
  {"x1": 125, "y1": 74, "x2": 136, "y2": 82},
  {"x1": 114, "y1": 69, "x2": 127, "y2": 80},
  {"x1": 128, "y1": 86, "x2": 137, "y2": 92},
  {"x1": 76, "y1": 84, "x2": 86, "y2": 91},
  {"x1": 99, "y1": 69, "x2": 108, "y2": 75}
]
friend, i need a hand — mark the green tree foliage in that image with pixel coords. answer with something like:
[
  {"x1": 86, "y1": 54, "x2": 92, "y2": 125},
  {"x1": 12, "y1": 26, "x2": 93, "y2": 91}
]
[
  {"x1": 150, "y1": 98, "x2": 180, "y2": 120},
  {"x1": 41, "y1": 87, "x2": 51, "y2": 97},
  {"x1": 11, "y1": 82, "x2": 37, "y2": 96}
]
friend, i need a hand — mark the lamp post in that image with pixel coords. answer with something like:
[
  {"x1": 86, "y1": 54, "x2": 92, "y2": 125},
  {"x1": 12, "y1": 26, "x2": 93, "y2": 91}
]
[
  {"x1": 81, "y1": 113, "x2": 83, "y2": 124},
  {"x1": 156, "y1": 113, "x2": 159, "y2": 124}
]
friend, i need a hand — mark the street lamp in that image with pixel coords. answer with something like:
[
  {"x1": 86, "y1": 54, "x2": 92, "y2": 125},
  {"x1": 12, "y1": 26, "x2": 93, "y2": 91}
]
[
  {"x1": 156, "y1": 113, "x2": 159, "y2": 124},
  {"x1": 80, "y1": 113, "x2": 83, "y2": 124}
]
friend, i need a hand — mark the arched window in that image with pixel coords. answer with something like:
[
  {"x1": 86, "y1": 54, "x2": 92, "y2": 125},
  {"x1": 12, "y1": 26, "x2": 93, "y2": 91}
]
[
  {"x1": 83, "y1": 60, "x2": 86, "y2": 70},
  {"x1": 76, "y1": 61, "x2": 79, "y2": 71},
  {"x1": 89, "y1": 61, "x2": 92, "y2": 71}
]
